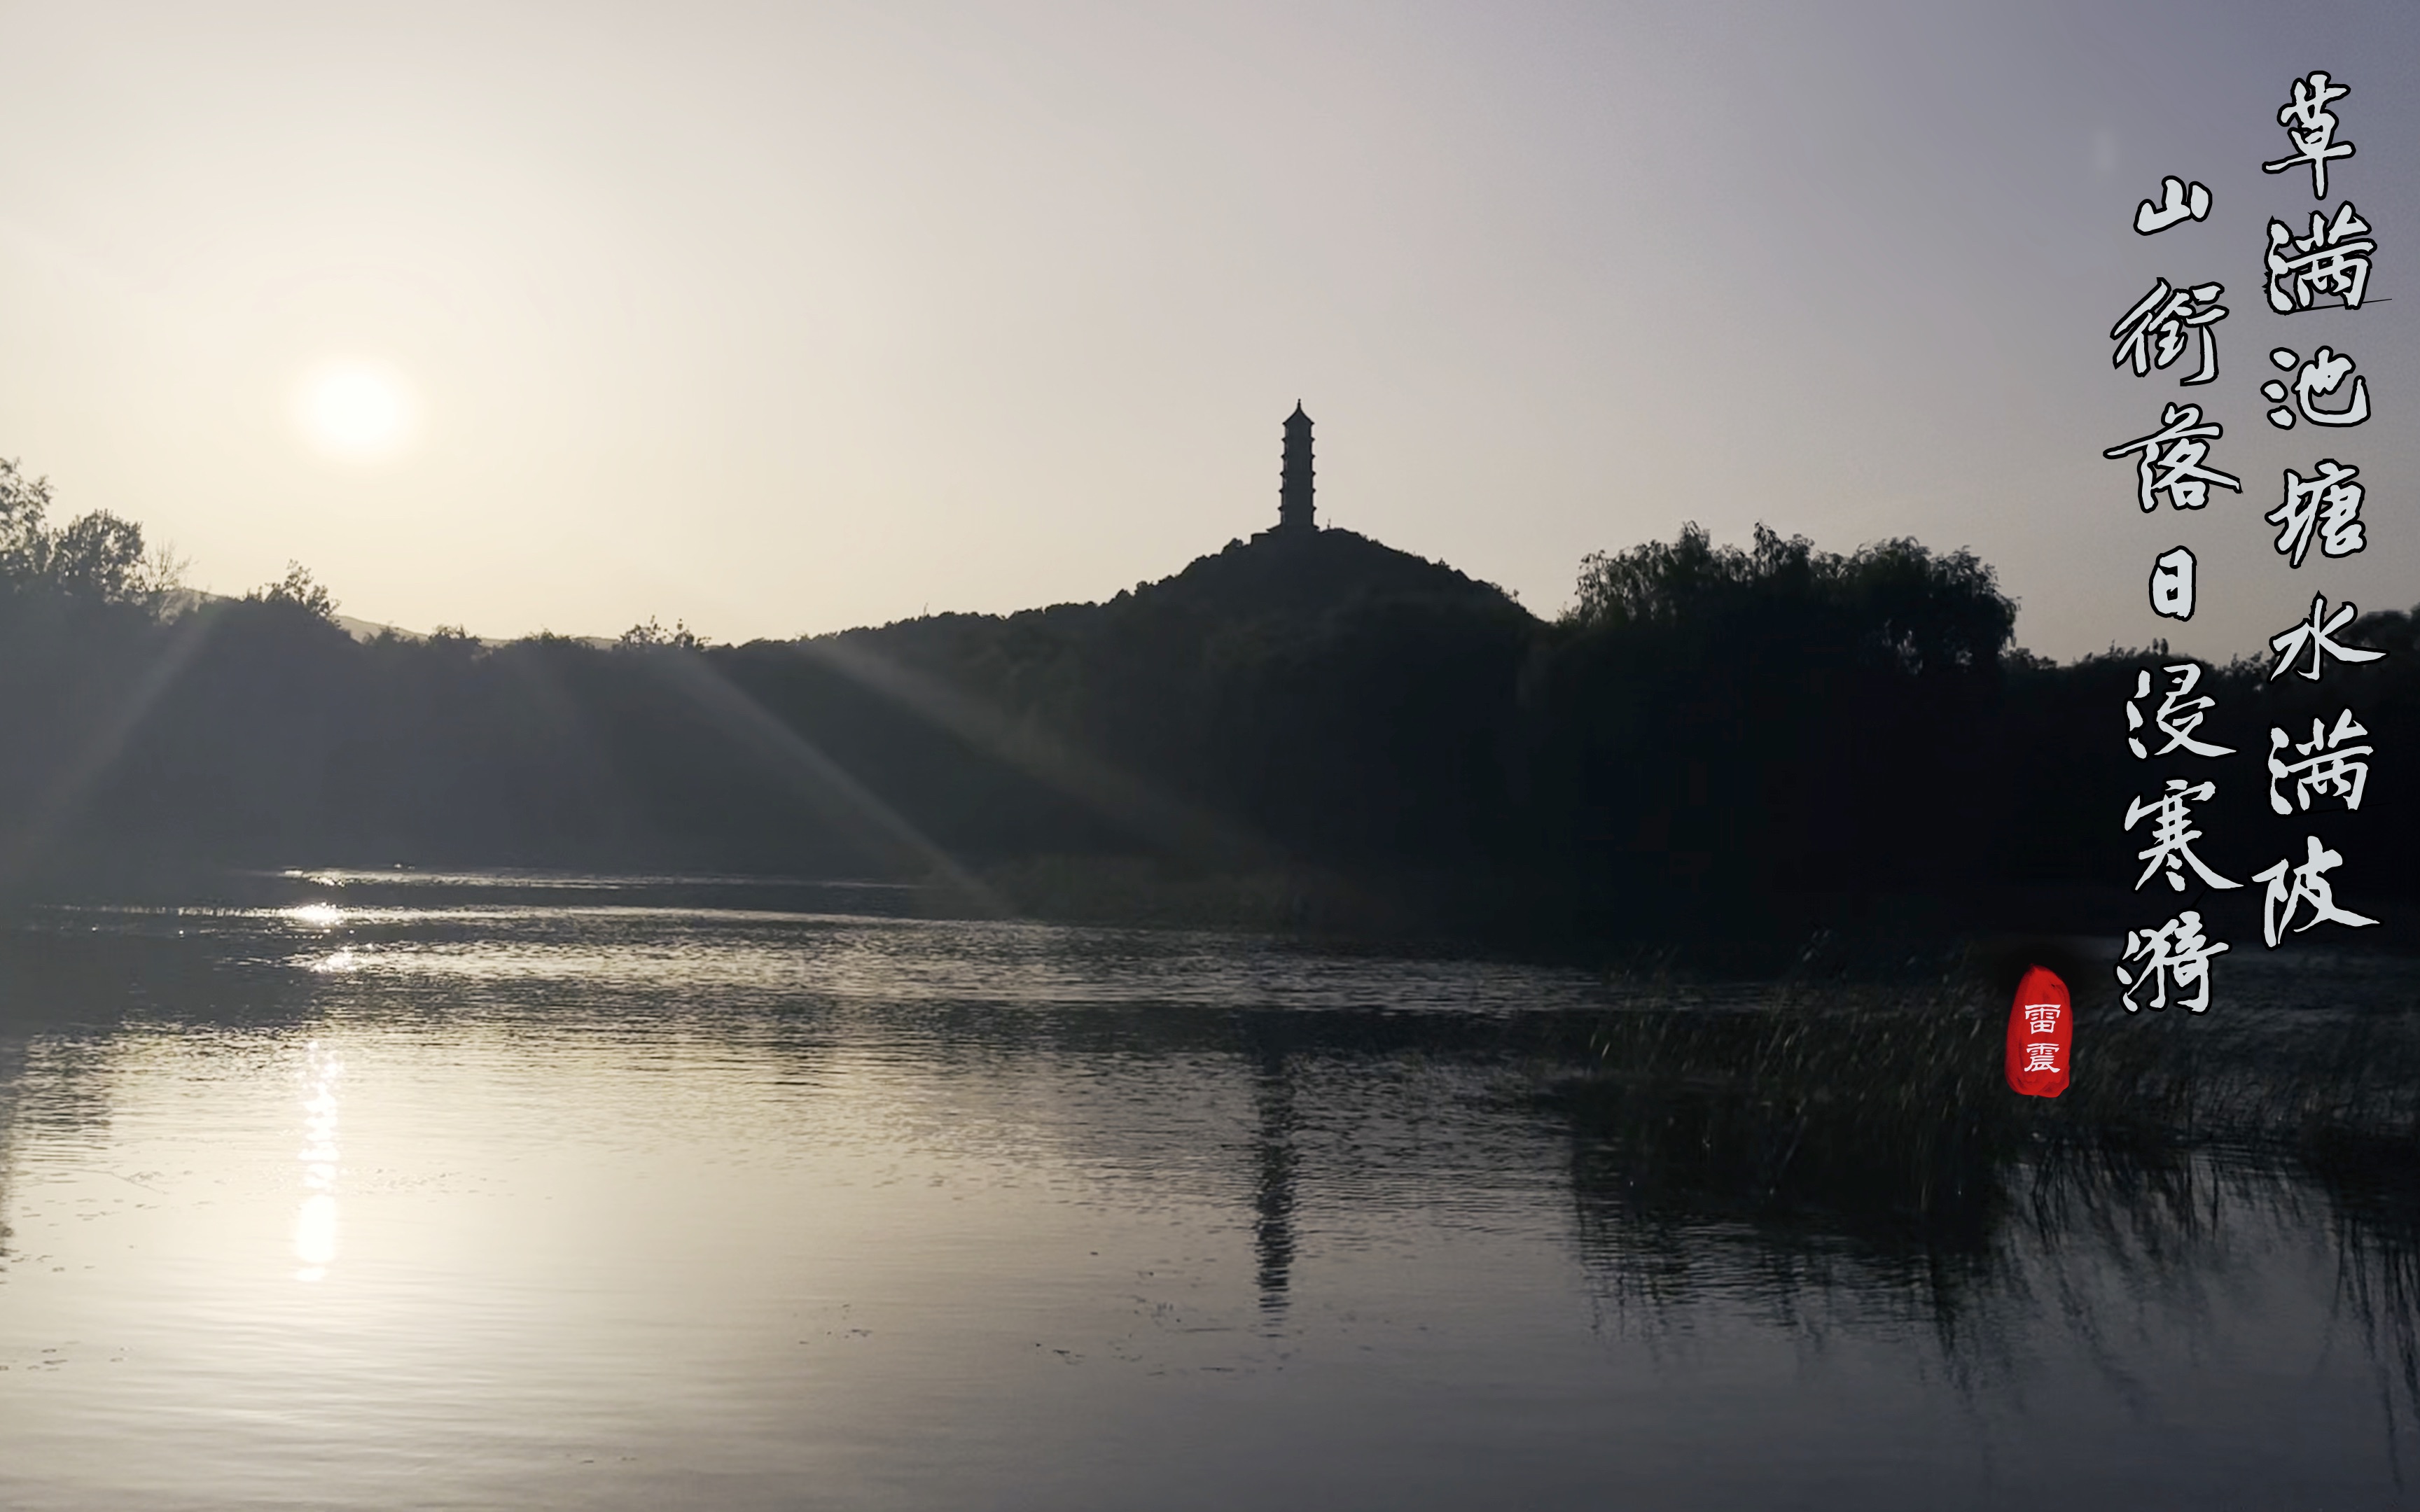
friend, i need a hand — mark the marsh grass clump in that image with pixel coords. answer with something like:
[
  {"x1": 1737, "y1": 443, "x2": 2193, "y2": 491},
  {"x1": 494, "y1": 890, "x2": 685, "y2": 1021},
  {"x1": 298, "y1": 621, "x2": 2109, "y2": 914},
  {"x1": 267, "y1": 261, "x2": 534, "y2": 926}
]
[
  {"x1": 1569, "y1": 998, "x2": 2019, "y2": 1238},
  {"x1": 1562, "y1": 961, "x2": 2420, "y2": 1247},
  {"x1": 1555, "y1": 962, "x2": 2420, "y2": 1410}
]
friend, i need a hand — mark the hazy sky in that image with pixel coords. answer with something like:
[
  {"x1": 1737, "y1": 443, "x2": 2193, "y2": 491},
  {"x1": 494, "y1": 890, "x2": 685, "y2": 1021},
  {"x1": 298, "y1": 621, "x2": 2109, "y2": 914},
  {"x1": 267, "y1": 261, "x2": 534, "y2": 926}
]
[{"x1": 0, "y1": 1, "x2": 2410, "y2": 658}]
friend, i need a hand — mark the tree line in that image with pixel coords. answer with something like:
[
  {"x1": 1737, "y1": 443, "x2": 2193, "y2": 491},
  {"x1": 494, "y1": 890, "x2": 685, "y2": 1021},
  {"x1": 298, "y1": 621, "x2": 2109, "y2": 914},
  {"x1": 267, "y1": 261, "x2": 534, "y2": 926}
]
[{"x1": 0, "y1": 457, "x2": 2406, "y2": 954}]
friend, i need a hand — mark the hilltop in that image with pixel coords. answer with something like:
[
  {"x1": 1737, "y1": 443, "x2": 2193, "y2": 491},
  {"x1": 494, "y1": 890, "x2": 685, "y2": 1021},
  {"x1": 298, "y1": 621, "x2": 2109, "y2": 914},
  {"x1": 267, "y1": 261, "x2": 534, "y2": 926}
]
[{"x1": 824, "y1": 526, "x2": 1527, "y2": 662}]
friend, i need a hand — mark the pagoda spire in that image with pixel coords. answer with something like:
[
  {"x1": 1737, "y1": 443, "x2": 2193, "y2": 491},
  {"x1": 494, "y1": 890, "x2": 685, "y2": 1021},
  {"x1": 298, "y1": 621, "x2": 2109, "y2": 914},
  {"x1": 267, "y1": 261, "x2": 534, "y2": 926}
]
[{"x1": 1278, "y1": 402, "x2": 1314, "y2": 533}]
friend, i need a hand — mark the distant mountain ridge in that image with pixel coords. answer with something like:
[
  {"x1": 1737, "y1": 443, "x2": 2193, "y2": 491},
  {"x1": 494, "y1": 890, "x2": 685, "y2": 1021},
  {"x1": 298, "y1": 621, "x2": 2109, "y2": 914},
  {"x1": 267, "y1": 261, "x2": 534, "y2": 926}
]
[{"x1": 162, "y1": 587, "x2": 427, "y2": 646}]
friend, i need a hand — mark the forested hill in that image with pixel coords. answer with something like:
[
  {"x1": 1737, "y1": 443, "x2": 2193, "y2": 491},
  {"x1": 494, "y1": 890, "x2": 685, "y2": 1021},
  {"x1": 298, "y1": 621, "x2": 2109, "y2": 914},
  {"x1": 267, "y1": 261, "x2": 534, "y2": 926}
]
[
  {"x1": 830, "y1": 526, "x2": 1527, "y2": 704},
  {"x1": 0, "y1": 455, "x2": 2409, "y2": 955},
  {"x1": 804, "y1": 527, "x2": 1541, "y2": 886}
]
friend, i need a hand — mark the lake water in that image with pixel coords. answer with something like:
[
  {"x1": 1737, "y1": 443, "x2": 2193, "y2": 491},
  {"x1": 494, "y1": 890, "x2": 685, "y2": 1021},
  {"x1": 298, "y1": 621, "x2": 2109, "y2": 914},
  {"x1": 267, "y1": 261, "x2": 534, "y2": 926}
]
[{"x1": 1, "y1": 874, "x2": 2414, "y2": 1510}]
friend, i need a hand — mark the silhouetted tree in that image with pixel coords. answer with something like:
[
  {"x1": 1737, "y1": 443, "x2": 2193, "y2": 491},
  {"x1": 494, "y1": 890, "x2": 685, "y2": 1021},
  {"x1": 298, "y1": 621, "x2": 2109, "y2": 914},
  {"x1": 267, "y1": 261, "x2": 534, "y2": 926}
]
[
  {"x1": 617, "y1": 617, "x2": 704, "y2": 651},
  {"x1": 249, "y1": 562, "x2": 339, "y2": 622}
]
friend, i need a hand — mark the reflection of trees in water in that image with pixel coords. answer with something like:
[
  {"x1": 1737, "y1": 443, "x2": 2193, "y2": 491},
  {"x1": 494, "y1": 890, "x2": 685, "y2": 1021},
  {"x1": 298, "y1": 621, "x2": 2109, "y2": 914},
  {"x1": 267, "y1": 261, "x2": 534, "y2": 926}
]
[
  {"x1": 1558, "y1": 998, "x2": 2420, "y2": 1426},
  {"x1": 0, "y1": 925, "x2": 331, "y2": 1273},
  {"x1": 0, "y1": 1032, "x2": 121, "y2": 1278},
  {"x1": 0, "y1": 935, "x2": 137, "y2": 1273},
  {"x1": 743, "y1": 960, "x2": 2420, "y2": 1422},
  {"x1": 2304, "y1": 1133, "x2": 2420, "y2": 1424},
  {"x1": 2017, "y1": 1145, "x2": 2420, "y2": 1431},
  {"x1": 11, "y1": 908, "x2": 2419, "y2": 1426},
  {"x1": 0, "y1": 1037, "x2": 20, "y2": 1265}
]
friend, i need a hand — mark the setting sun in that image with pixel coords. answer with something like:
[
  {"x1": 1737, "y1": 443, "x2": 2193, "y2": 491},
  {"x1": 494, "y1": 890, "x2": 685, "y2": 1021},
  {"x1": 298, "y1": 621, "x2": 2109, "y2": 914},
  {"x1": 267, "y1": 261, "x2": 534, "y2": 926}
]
[{"x1": 295, "y1": 361, "x2": 415, "y2": 460}]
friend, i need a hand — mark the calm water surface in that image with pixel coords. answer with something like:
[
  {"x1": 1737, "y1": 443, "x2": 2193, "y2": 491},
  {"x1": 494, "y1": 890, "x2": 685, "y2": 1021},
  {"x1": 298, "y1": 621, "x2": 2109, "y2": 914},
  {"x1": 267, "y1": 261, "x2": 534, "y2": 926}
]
[{"x1": 0, "y1": 874, "x2": 2414, "y2": 1510}]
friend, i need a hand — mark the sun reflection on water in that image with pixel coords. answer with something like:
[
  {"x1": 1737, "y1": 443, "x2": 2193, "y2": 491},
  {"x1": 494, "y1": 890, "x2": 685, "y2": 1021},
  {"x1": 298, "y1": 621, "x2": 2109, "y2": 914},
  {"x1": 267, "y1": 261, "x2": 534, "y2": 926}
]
[
  {"x1": 284, "y1": 903, "x2": 343, "y2": 929},
  {"x1": 293, "y1": 1040, "x2": 342, "y2": 1282}
]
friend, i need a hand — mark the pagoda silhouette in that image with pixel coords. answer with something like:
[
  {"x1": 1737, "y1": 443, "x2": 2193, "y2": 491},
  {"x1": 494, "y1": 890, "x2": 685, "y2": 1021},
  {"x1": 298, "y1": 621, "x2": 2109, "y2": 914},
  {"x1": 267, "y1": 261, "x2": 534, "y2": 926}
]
[
  {"x1": 1276, "y1": 402, "x2": 1315, "y2": 535},
  {"x1": 1197, "y1": 402, "x2": 1516, "y2": 616}
]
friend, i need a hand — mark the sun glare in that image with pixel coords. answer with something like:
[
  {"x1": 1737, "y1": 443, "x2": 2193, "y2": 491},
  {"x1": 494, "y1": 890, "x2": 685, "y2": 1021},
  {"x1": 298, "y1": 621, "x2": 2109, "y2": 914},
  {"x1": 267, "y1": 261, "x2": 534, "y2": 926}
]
[{"x1": 295, "y1": 361, "x2": 415, "y2": 461}]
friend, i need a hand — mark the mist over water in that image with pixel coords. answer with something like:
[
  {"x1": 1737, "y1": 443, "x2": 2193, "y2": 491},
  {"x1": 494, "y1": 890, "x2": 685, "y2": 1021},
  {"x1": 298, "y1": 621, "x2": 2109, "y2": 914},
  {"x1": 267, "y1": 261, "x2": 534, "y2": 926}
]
[{"x1": 0, "y1": 875, "x2": 2414, "y2": 1510}]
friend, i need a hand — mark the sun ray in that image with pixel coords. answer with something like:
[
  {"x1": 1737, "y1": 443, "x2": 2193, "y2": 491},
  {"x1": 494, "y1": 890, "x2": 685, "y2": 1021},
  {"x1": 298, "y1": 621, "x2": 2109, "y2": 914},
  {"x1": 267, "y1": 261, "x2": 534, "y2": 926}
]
[
  {"x1": 639, "y1": 650, "x2": 1012, "y2": 916},
  {"x1": 802, "y1": 636, "x2": 1271, "y2": 871},
  {"x1": 0, "y1": 608, "x2": 219, "y2": 890}
]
